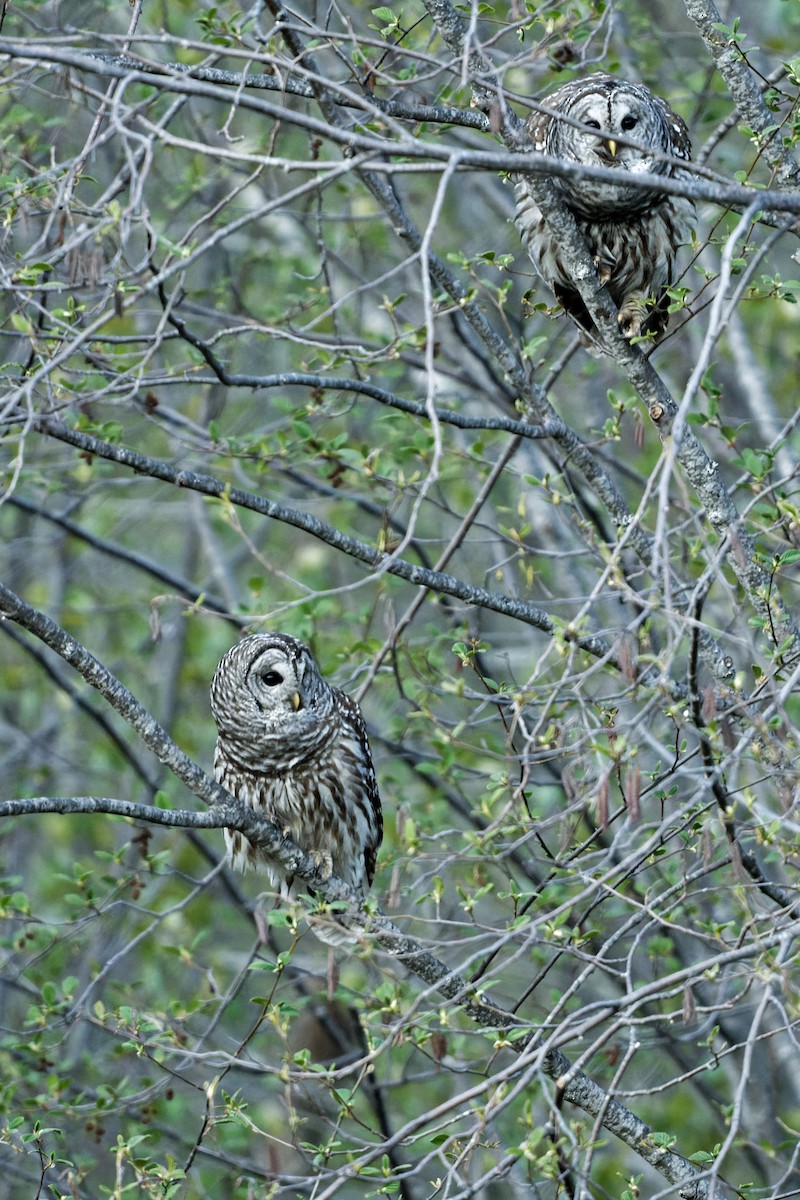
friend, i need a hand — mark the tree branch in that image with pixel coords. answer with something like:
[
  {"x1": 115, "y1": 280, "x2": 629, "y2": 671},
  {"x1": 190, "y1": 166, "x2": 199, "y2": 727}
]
[
  {"x1": 0, "y1": 41, "x2": 797, "y2": 212},
  {"x1": 683, "y1": 0, "x2": 800, "y2": 191},
  {"x1": 28, "y1": 418, "x2": 618, "y2": 665},
  {"x1": 0, "y1": 581, "x2": 227, "y2": 807},
  {"x1": 418, "y1": 0, "x2": 800, "y2": 672}
]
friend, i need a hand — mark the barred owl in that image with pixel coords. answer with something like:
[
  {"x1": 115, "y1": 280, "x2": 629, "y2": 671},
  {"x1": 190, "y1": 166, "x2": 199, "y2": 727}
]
[
  {"x1": 210, "y1": 634, "x2": 382, "y2": 903},
  {"x1": 514, "y1": 74, "x2": 694, "y2": 348}
]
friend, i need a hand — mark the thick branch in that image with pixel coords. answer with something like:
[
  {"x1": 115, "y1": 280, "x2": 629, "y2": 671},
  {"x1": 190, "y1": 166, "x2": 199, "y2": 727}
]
[
  {"x1": 84, "y1": 50, "x2": 491, "y2": 131},
  {"x1": 1, "y1": 44, "x2": 797, "y2": 212},
  {"x1": 683, "y1": 0, "x2": 800, "y2": 191},
  {"x1": 0, "y1": 582, "x2": 228, "y2": 807},
  {"x1": 418, "y1": 0, "x2": 800, "y2": 670},
  {"x1": 31, "y1": 416, "x2": 750, "y2": 708}
]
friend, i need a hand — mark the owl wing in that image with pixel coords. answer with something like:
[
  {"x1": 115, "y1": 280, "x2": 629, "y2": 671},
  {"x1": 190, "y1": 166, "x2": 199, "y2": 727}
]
[
  {"x1": 655, "y1": 96, "x2": 692, "y2": 164},
  {"x1": 525, "y1": 106, "x2": 554, "y2": 154},
  {"x1": 335, "y1": 689, "x2": 383, "y2": 887}
]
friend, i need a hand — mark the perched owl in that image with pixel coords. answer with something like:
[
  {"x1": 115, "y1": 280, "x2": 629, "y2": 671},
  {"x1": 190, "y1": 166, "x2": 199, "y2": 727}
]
[
  {"x1": 514, "y1": 74, "x2": 695, "y2": 348},
  {"x1": 210, "y1": 634, "x2": 382, "y2": 905}
]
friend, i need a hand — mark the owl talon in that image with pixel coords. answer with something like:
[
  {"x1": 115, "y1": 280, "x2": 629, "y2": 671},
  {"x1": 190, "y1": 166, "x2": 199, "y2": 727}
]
[
  {"x1": 617, "y1": 297, "x2": 650, "y2": 340},
  {"x1": 312, "y1": 849, "x2": 334, "y2": 881},
  {"x1": 593, "y1": 254, "x2": 614, "y2": 286}
]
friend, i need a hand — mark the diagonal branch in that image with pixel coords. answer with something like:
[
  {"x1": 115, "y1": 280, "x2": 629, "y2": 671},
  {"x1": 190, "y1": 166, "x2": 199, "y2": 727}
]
[
  {"x1": 0, "y1": 41, "x2": 798, "y2": 215},
  {"x1": 29, "y1": 417, "x2": 618, "y2": 665},
  {"x1": 683, "y1": 0, "x2": 800, "y2": 191},
  {"x1": 418, "y1": 0, "x2": 800, "y2": 673},
  {"x1": 0, "y1": 583, "x2": 228, "y2": 808}
]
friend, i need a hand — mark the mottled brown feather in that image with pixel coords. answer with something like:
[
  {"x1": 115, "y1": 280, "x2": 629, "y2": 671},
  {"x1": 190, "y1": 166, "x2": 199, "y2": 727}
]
[
  {"x1": 514, "y1": 74, "x2": 695, "y2": 350},
  {"x1": 210, "y1": 634, "x2": 383, "y2": 909}
]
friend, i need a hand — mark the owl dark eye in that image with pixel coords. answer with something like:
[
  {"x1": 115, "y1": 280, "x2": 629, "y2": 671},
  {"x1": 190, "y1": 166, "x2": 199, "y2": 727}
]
[
  {"x1": 621, "y1": 114, "x2": 638, "y2": 131},
  {"x1": 584, "y1": 118, "x2": 602, "y2": 130},
  {"x1": 260, "y1": 670, "x2": 283, "y2": 686}
]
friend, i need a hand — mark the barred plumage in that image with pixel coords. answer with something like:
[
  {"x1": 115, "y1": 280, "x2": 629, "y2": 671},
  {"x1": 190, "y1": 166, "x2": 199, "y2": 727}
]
[
  {"x1": 514, "y1": 74, "x2": 695, "y2": 349},
  {"x1": 210, "y1": 634, "x2": 382, "y2": 901}
]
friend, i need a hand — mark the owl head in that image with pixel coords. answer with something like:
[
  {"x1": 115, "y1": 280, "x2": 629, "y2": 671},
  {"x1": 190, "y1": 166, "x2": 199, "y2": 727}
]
[
  {"x1": 537, "y1": 74, "x2": 688, "y2": 218},
  {"x1": 564, "y1": 80, "x2": 670, "y2": 172},
  {"x1": 210, "y1": 633, "x2": 337, "y2": 769}
]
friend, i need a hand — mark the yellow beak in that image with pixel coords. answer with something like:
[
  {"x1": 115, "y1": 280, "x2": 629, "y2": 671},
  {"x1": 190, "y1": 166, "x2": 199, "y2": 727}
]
[
  {"x1": 291, "y1": 692, "x2": 302, "y2": 711},
  {"x1": 606, "y1": 139, "x2": 617, "y2": 157}
]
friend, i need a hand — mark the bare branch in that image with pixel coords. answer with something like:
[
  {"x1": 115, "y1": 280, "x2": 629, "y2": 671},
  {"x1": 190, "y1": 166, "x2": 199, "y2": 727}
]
[
  {"x1": 28, "y1": 418, "x2": 618, "y2": 664},
  {"x1": 683, "y1": 0, "x2": 800, "y2": 191},
  {"x1": 0, "y1": 581, "x2": 226, "y2": 806}
]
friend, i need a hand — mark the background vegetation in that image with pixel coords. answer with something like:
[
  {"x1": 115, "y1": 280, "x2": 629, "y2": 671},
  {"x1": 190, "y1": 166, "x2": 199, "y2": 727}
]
[{"x1": 2, "y1": 0, "x2": 800, "y2": 1196}]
